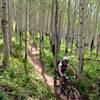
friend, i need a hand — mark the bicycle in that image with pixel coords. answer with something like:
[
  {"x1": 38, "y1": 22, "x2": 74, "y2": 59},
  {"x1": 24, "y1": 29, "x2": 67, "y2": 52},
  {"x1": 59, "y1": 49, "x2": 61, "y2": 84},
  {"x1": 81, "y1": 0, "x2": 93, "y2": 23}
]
[{"x1": 55, "y1": 75, "x2": 81, "y2": 100}]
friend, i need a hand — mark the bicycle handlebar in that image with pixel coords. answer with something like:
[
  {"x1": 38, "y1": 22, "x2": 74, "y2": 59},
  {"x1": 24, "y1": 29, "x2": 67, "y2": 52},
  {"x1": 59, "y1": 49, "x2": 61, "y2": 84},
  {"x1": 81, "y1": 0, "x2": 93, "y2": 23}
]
[{"x1": 62, "y1": 75, "x2": 77, "y2": 82}]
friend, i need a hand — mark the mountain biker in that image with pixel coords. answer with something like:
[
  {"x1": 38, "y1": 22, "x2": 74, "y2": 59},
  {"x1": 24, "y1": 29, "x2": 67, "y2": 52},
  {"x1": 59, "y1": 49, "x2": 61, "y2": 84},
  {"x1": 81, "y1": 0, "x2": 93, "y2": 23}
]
[{"x1": 56, "y1": 56, "x2": 77, "y2": 85}]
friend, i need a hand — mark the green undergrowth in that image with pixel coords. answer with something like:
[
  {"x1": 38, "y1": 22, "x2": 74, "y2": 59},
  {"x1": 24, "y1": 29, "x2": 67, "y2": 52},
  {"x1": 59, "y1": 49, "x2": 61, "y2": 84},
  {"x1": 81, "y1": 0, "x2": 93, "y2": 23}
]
[
  {"x1": 0, "y1": 30, "x2": 100, "y2": 99},
  {"x1": 0, "y1": 57, "x2": 55, "y2": 100},
  {"x1": 35, "y1": 33, "x2": 100, "y2": 99},
  {"x1": 0, "y1": 32, "x2": 55, "y2": 100}
]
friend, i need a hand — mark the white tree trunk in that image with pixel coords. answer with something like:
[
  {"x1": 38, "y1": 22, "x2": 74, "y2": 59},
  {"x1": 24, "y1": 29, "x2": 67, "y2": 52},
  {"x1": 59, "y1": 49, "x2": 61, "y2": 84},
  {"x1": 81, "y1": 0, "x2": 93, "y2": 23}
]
[
  {"x1": 77, "y1": 0, "x2": 85, "y2": 80},
  {"x1": 2, "y1": 0, "x2": 10, "y2": 66},
  {"x1": 8, "y1": 0, "x2": 12, "y2": 54}
]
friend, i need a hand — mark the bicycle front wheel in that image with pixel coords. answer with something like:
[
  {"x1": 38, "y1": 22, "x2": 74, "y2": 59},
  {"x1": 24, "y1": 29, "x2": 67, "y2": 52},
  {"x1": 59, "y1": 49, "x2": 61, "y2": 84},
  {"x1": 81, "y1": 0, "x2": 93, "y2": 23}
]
[{"x1": 67, "y1": 88, "x2": 81, "y2": 100}]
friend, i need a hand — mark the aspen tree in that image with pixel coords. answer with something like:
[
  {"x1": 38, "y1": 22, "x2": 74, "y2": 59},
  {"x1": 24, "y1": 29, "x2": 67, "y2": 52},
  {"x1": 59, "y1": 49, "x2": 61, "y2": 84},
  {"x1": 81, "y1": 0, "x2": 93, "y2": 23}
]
[
  {"x1": 65, "y1": 0, "x2": 71, "y2": 54},
  {"x1": 77, "y1": 0, "x2": 85, "y2": 80},
  {"x1": 2, "y1": 0, "x2": 10, "y2": 66}
]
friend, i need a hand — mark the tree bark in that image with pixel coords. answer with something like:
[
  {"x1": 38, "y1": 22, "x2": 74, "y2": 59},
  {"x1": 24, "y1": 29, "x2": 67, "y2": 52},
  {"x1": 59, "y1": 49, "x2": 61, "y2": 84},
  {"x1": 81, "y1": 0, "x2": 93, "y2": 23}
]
[
  {"x1": 51, "y1": 0, "x2": 59, "y2": 98},
  {"x1": 71, "y1": 0, "x2": 77, "y2": 53},
  {"x1": 18, "y1": 0, "x2": 23, "y2": 47},
  {"x1": 77, "y1": 0, "x2": 85, "y2": 80},
  {"x1": 39, "y1": 0, "x2": 46, "y2": 60},
  {"x1": 65, "y1": 0, "x2": 71, "y2": 54},
  {"x1": 24, "y1": 0, "x2": 28, "y2": 70},
  {"x1": 7, "y1": 0, "x2": 12, "y2": 55},
  {"x1": 2, "y1": 0, "x2": 10, "y2": 66},
  {"x1": 96, "y1": 33, "x2": 100, "y2": 57}
]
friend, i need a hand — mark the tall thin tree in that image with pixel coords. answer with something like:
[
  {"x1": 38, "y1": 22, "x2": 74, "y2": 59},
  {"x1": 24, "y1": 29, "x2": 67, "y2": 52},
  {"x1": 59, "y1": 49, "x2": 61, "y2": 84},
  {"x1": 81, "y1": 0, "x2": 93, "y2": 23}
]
[
  {"x1": 51, "y1": 0, "x2": 59, "y2": 96},
  {"x1": 39, "y1": 0, "x2": 46, "y2": 60},
  {"x1": 8, "y1": 0, "x2": 12, "y2": 54},
  {"x1": 77, "y1": 0, "x2": 85, "y2": 80},
  {"x1": 65, "y1": 0, "x2": 71, "y2": 54},
  {"x1": 24, "y1": 0, "x2": 28, "y2": 72},
  {"x1": 2, "y1": 0, "x2": 10, "y2": 66}
]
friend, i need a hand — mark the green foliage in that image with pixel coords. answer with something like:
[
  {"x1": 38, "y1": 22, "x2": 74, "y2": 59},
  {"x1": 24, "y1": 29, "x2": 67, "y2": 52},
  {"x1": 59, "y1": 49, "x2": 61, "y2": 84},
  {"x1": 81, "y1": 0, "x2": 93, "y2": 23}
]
[
  {"x1": 0, "y1": 57, "x2": 55, "y2": 99},
  {"x1": 0, "y1": 32, "x2": 55, "y2": 99},
  {"x1": 75, "y1": 75, "x2": 92, "y2": 94},
  {"x1": 36, "y1": 36, "x2": 100, "y2": 99},
  {"x1": 0, "y1": 30, "x2": 99, "y2": 99},
  {"x1": 0, "y1": 91, "x2": 10, "y2": 100}
]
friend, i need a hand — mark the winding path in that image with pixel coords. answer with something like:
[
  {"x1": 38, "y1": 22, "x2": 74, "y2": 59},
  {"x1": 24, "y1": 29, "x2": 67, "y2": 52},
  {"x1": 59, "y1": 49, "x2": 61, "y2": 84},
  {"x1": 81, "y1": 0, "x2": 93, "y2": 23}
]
[
  {"x1": 28, "y1": 45, "x2": 54, "y2": 92},
  {"x1": 28, "y1": 45, "x2": 79, "y2": 100}
]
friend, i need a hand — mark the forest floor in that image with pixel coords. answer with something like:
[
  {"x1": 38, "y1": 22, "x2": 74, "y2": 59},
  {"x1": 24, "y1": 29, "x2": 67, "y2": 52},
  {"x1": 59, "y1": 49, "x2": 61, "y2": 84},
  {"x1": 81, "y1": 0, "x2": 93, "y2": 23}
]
[
  {"x1": 28, "y1": 45, "x2": 54, "y2": 92},
  {"x1": 28, "y1": 45, "x2": 70, "y2": 100}
]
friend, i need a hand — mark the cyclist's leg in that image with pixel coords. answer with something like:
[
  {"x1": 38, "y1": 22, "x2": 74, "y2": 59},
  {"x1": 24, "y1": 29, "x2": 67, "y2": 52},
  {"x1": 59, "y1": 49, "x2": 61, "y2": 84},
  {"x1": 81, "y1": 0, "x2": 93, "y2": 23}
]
[{"x1": 54, "y1": 71, "x2": 61, "y2": 86}]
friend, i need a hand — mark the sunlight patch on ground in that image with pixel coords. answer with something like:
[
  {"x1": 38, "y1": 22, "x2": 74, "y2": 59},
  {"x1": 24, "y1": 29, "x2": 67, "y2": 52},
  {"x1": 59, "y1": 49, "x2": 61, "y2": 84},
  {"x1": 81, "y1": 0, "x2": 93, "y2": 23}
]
[{"x1": 44, "y1": 74, "x2": 54, "y2": 87}]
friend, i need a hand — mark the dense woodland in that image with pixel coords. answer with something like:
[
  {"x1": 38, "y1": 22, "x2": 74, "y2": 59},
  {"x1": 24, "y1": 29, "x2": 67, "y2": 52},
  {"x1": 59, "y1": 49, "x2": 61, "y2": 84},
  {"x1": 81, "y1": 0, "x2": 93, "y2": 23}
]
[{"x1": 0, "y1": 0, "x2": 100, "y2": 100}]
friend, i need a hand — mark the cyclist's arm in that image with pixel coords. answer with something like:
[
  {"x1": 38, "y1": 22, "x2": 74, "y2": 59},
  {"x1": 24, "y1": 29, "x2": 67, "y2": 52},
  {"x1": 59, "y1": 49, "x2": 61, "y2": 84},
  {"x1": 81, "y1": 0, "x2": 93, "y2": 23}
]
[{"x1": 58, "y1": 62, "x2": 63, "y2": 76}]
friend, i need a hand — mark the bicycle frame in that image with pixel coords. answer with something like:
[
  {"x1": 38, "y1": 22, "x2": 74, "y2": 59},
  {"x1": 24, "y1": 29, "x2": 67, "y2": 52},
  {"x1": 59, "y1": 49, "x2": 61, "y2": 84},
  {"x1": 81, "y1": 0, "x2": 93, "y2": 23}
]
[{"x1": 55, "y1": 75, "x2": 81, "y2": 100}]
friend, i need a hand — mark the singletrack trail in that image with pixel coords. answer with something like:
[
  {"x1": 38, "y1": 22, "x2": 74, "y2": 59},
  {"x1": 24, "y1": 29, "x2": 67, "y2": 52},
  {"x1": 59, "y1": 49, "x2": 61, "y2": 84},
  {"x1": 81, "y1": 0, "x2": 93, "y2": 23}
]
[
  {"x1": 28, "y1": 45, "x2": 81, "y2": 100},
  {"x1": 28, "y1": 45, "x2": 54, "y2": 92}
]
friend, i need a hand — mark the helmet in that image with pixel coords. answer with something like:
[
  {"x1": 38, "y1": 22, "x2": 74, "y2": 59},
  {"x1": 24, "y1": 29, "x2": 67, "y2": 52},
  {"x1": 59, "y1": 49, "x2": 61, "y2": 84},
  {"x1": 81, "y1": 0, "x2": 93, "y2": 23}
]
[
  {"x1": 63, "y1": 56, "x2": 69, "y2": 64},
  {"x1": 63, "y1": 56, "x2": 69, "y2": 61}
]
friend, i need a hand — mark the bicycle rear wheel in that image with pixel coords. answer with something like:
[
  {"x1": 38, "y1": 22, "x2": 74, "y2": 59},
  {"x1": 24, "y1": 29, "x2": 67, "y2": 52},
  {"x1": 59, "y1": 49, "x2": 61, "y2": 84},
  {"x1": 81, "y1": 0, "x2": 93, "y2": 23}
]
[
  {"x1": 54, "y1": 79, "x2": 62, "y2": 96},
  {"x1": 67, "y1": 88, "x2": 81, "y2": 100}
]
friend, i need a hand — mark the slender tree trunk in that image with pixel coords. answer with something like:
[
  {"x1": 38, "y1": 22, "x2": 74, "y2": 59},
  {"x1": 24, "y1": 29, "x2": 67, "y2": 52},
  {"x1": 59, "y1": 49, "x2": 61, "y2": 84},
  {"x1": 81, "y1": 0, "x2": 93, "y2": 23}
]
[
  {"x1": 18, "y1": 0, "x2": 23, "y2": 47},
  {"x1": 77, "y1": 0, "x2": 85, "y2": 80},
  {"x1": 54, "y1": 0, "x2": 59, "y2": 63},
  {"x1": 29, "y1": 0, "x2": 33, "y2": 44},
  {"x1": 0, "y1": 0, "x2": 1, "y2": 28},
  {"x1": 24, "y1": 0, "x2": 28, "y2": 71},
  {"x1": 96, "y1": 33, "x2": 100, "y2": 57},
  {"x1": 51, "y1": 0, "x2": 59, "y2": 98},
  {"x1": 8, "y1": 0, "x2": 12, "y2": 55},
  {"x1": 39, "y1": 0, "x2": 45, "y2": 60},
  {"x1": 89, "y1": 37, "x2": 94, "y2": 58},
  {"x1": 71, "y1": 0, "x2": 77, "y2": 53},
  {"x1": 96, "y1": 0, "x2": 100, "y2": 57},
  {"x1": 15, "y1": 0, "x2": 18, "y2": 41},
  {"x1": 65, "y1": 0, "x2": 71, "y2": 54},
  {"x1": 51, "y1": 0, "x2": 59, "y2": 63},
  {"x1": 58, "y1": 10, "x2": 62, "y2": 50},
  {"x1": 90, "y1": 4, "x2": 99, "y2": 58},
  {"x1": 2, "y1": 0, "x2": 10, "y2": 66}
]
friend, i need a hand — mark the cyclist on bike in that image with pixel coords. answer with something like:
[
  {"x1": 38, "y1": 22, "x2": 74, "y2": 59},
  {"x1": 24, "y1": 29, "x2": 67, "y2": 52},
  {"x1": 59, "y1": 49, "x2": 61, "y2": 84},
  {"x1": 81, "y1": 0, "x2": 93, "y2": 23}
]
[{"x1": 57, "y1": 56, "x2": 76, "y2": 84}]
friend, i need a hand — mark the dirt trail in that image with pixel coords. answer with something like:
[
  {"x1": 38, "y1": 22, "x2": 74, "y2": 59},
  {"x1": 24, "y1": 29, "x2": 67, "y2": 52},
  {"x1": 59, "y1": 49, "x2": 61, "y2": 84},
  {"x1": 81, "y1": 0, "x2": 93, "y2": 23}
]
[
  {"x1": 28, "y1": 45, "x2": 54, "y2": 92},
  {"x1": 28, "y1": 45, "x2": 75, "y2": 100}
]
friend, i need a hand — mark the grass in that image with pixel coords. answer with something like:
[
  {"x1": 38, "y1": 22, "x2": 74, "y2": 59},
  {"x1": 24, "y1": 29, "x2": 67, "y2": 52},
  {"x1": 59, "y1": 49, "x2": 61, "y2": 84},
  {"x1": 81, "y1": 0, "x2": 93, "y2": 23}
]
[
  {"x1": 35, "y1": 33, "x2": 100, "y2": 99},
  {"x1": 0, "y1": 31, "x2": 55, "y2": 100},
  {"x1": 0, "y1": 57, "x2": 55, "y2": 100},
  {"x1": 0, "y1": 30, "x2": 100, "y2": 99}
]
